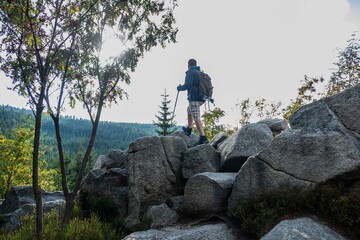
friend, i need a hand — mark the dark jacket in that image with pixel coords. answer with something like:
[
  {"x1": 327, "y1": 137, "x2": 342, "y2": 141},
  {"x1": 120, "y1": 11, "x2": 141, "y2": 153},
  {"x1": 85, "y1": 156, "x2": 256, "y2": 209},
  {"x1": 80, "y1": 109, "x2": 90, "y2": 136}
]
[{"x1": 178, "y1": 66, "x2": 204, "y2": 102}]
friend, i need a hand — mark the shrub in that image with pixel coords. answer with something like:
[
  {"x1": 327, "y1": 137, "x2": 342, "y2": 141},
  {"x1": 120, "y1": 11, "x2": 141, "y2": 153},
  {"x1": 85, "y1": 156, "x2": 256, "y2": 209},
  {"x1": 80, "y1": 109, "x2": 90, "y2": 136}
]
[
  {"x1": 0, "y1": 210, "x2": 60, "y2": 240},
  {"x1": 0, "y1": 194, "x2": 154, "y2": 239},
  {"x1": 0, "y1": 210, "x2": 118, "y2": 240},
  {"x1": 329, "y1": 194, "x2": 360, "y2": 233},
  {"x1": 233, "y1": 183, "x2": 360, "y2": 239},
  {"x1": 79, "y1": 193, "x2": 119, "y2": 221},
  {"x1": 64, "y1": 214, "x2": 116, "y2": 240}
]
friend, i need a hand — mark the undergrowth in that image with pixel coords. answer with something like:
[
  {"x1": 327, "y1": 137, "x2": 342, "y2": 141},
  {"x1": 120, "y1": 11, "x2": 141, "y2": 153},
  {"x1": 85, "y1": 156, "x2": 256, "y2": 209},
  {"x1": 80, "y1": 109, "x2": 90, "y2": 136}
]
[
  {"x1": 4, "y1": 183, "x2": 358, "y2": 239},
  {"x1": 233, "y1": 183, "x2": 360, "y2": 239},
  {"x1": 0, "y1": 199, "x2": 150, "y2": 240}
]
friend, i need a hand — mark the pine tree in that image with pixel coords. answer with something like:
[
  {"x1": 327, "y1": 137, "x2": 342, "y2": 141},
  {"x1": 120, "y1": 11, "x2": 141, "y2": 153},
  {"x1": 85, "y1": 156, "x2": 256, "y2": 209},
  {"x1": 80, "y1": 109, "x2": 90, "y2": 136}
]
[{"x1": 154, "y1": 89, "x2": 177, "y2": 136}]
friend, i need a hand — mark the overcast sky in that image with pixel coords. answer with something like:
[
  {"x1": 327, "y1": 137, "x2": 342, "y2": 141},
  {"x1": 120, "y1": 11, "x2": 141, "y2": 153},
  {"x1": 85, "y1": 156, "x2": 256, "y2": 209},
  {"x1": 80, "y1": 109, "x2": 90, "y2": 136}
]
[{"x1": 1, "y1": 0, "x2": 360, "y2": 127}]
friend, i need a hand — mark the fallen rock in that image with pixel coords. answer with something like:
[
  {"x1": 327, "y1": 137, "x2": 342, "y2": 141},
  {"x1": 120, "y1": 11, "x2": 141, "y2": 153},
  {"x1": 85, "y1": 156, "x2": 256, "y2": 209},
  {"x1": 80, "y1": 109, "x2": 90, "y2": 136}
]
[
  {"x1": 0, "y1": 186, "x2": 36, "y2": 214},
  {"x1": 183, "y1": 172, "x2": 237, "y2": 217},
  {"x1": 325, "y1": 84, "x2": 360, "y2": 135},
  {"x1": 0, "y1": 186, "x2": 64, "y2": 231},
  {"x1": 145, "y1": 203, "x2": 179, "y2": 228},
  {"x1": 210, "y1": 131, "x2": 228, "y2": 149},
  {"x1": 218, "y1": 123, "x2": 273, "y2": 172},
  {"x1": 0, "y1": 204, "x2": 35, "y2": 231},
  {"x1": 167, "y1": 195, "x2": 184, "y2": 212},
  {"x1": 123, "y1": 223, "x2": 238, "y2": 240},
  {"x1": 257, "y1": 118, "x2": 289, "y2": 136},
  {"x1": 182, "y1": 144, "x2": 220, "y2": 179},
  {"x1": 171, "y1": 131, "x2": 198, "y2": 148},
  {"x1": 92, "y1": 149, "x2": 128, "y2": 171},
  {"x1": 260, "y1": 217, "x2": 346, "y2": 240},
  {"x1": 0, "y1": 186, "x2": 64, "y2": 214}
]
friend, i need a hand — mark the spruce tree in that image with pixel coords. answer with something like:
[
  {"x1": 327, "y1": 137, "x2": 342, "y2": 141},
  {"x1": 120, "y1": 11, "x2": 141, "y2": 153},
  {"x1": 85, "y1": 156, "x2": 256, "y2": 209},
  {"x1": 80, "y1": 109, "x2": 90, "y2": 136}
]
[{"x1": 154, "y1": 89, "x2": 176, "y2": 136}]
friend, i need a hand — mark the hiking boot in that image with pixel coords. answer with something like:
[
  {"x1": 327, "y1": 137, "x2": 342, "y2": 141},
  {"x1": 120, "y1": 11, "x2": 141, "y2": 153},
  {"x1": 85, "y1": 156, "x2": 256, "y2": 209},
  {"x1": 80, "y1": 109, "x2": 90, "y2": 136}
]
[
  {"x1": 197, "y1": 135, "x2": 209, "y2": 145},
  {"x1": 182, "y1": 126, "x2": 192, "y2": 136}
]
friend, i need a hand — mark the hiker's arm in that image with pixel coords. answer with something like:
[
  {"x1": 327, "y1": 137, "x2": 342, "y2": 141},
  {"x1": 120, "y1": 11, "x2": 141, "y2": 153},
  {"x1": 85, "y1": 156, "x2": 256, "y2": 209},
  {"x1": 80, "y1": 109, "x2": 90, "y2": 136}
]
[
  {"x1": 177, "y1": 72, "x2": 194, "y2": 91},
  {"x1": 177, "y1": 84, "x2": 187, "y2": 91}
]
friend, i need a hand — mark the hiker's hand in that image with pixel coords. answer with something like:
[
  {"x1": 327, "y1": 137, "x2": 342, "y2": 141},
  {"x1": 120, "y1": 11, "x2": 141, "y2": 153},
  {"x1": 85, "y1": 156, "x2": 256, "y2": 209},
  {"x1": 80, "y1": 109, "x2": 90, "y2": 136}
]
[{"x1": 177, "y1": 84, "x2": 181, "y2": 91}]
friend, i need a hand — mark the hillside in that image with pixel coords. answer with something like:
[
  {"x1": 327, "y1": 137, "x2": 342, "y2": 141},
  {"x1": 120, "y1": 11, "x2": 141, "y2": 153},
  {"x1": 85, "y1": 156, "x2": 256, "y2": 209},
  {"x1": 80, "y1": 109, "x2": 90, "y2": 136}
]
[{"x1": 0, "y1": 105, "x2": 157, "y2": 163}]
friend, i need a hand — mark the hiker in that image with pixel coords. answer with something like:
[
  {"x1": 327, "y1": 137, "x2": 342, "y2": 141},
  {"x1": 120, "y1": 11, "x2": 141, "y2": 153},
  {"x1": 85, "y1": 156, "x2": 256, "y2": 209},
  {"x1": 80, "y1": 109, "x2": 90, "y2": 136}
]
[{"x1": 177, "y1": 58, "x2": 209, "y2": 145}]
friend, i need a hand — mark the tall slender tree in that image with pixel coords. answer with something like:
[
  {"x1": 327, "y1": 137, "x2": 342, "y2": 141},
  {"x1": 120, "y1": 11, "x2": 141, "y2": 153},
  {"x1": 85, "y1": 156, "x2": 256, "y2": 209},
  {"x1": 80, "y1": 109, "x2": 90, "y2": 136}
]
[
  {"x1": 154, "y1": 89, "x2": 176, "y2": 136},
  {"x1": 0, "y1": 0, "x2": 177, "y2": 236}
]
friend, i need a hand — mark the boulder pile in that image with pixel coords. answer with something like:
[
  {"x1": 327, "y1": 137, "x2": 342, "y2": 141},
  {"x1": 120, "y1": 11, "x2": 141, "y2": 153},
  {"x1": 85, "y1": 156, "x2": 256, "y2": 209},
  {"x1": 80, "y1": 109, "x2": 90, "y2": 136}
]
[{"x1": 2, "y1": 84, "x2": 360, "y2": 239}]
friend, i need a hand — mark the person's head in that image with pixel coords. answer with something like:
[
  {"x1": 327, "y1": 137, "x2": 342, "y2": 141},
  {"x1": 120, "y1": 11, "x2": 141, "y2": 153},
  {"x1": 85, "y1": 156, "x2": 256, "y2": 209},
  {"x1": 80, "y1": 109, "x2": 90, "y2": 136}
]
[{"x1": 188, "y1": 59, "x2": 197, "y2": 68}]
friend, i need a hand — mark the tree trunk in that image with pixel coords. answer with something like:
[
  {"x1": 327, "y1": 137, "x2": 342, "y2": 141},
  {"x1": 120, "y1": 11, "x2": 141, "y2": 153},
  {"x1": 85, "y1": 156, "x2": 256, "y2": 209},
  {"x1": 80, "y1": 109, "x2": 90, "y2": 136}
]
[
  {"x1": 61, "y1": 193, "x2": 76, "y2": 230},
  {"x1": 60, "y1": 96, "x2": 104, "y2": 229},
  {"x1": 33, "y1": 104, "x2": 44, "y2": 239},
  {"x1": 5, "y1": 171, "x2": 13, "y2": 194},
  {"x1": 51, "y1": 116, "x2": 72, "y2": 231}
]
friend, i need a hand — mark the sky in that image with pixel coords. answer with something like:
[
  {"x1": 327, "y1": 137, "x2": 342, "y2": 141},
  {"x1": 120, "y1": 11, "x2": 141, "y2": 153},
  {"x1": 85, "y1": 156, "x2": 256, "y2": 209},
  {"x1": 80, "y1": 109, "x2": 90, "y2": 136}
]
[{"x1": 1, "y1": 0, "x2": 360, "y2": 127}]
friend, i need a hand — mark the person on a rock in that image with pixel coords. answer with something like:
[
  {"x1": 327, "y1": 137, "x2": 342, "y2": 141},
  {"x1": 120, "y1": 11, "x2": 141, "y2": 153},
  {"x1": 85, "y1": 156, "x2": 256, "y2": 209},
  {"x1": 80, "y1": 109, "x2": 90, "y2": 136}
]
[{"x1": 177, "y1": 58, "x2": 209, "y2": 145}]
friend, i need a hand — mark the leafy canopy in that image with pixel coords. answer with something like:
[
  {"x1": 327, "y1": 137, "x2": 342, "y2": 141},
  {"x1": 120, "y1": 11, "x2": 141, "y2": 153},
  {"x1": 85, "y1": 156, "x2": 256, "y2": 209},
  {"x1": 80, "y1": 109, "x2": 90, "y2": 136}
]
[{"x1": 0, "y1": 0, "x2": 178, "y2": 114}]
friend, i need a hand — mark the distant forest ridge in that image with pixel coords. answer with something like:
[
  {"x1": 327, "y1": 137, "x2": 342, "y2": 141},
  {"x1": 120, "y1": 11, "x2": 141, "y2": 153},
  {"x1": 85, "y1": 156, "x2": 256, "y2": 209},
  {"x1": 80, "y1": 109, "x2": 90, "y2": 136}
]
[{"x1": 0, "y1": 105, "x2": 157, "y2": 161}]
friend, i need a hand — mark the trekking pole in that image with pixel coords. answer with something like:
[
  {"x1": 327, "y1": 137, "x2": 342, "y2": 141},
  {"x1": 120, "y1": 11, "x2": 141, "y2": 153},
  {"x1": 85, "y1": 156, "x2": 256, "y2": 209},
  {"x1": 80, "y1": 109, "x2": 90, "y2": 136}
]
[{"x1": 171, "y1": 90, "x2": 179, "y2": 123}]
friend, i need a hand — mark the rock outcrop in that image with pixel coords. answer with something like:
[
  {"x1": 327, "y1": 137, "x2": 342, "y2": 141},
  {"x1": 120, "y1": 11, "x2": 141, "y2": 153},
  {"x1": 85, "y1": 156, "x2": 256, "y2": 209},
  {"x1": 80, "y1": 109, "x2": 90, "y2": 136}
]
[
  {"x1": 125, "y1": 136, "x2": 187, "y2": 227},
  {"x1": 228, "y1": 84, "x2": 360, "y2": 216},
  {"x1": 227, "y1": 114, "x2": 357, "y2": 212},
  {"x1": 80, "y1": 167, "x2": 128, "y2": 218},
  {"x1": 4, "y1": 85, "x2": 360, "y2": 239}
]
